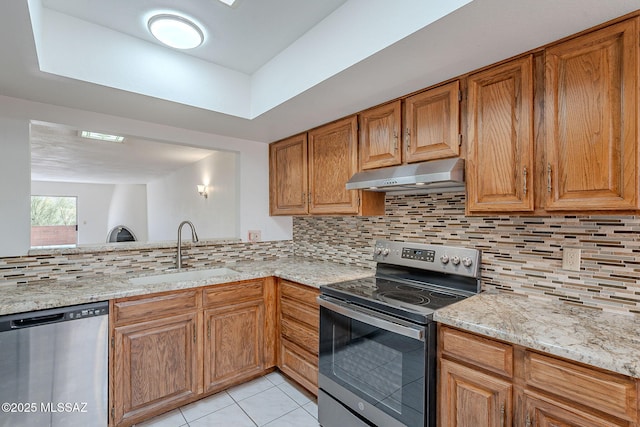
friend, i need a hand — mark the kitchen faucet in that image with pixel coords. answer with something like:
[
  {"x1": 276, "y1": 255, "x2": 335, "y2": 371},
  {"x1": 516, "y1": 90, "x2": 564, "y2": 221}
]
[{"x1": 176, "y1": 220, "x2": 199, "y2": 270}]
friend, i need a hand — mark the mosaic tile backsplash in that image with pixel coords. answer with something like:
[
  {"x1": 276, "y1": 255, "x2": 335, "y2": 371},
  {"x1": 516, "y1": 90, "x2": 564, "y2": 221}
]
[
  {"x1": 0, "y1": 240, "x2": 293, "y2": 286},
  {"x1": 293, "y1": 193, "x2": 640, "y2": 315}
]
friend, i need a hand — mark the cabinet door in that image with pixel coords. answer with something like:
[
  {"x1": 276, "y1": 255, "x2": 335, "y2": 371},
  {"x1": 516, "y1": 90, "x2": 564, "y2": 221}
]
[
  {"x1": 439, "y1": 359, "x2": 512, "y2": 427},
  {"x1": 467, "y1": 55, "x2": 534, "y2": 213},
  {"x1": 523, "y1": 391, "x2": 630, "y2": 427},
  {"x1": 308, "y1": 116, "x2": 359, "y2": 214},
  {"x1": 404, "y1": 80, "x2": 460, "y2": 163},
  {"x1": 204, "y1": 302, "x2": 264, "y2": 393},
  {"x1": 544, "y1": 18, "x2": 638, "y2": 211},
  {"x1": 359, "y1": 100, "x2": 402, "y2": 169},
  {"x1": 112, "y1": 313, "x2": 200, "y2": 426},
  {"x1": 269, "y1": 133, "x2": 308, "y2": 215}
]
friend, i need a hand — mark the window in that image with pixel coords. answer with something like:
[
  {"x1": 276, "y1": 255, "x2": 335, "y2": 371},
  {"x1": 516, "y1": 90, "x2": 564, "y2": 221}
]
[{"x1": 30, "y1": 196, "x2": 78, "y2": 248}]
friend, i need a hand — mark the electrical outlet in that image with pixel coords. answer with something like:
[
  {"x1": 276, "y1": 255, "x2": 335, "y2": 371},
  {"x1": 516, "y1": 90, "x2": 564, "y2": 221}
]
[
  {"x1": 248, "y1": 230, "x2": 261, "y2": 243},
  {"x1": 562, "y1": 247, "x2": 581, "y2": 271}
]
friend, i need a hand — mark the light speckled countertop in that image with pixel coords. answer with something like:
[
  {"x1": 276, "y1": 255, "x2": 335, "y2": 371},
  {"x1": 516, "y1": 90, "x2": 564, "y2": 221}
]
[
  {"x1": 434, "y1": 292, "x2": 640, "y2": 379},
  {"x1": 0, "y1": 257, "x2": 374, "y2": 316}
]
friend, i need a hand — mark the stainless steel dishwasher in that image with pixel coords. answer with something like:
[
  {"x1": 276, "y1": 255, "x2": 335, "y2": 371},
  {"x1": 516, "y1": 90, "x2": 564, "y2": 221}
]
[{"x1": 0, "y1": 301, "x2": 109, "y2": 427}]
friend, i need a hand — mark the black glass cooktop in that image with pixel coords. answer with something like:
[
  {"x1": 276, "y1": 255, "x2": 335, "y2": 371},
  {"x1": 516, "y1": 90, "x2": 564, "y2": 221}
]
[{"x1": 321, "y1": 276, "x2": 467, "y2": 324}]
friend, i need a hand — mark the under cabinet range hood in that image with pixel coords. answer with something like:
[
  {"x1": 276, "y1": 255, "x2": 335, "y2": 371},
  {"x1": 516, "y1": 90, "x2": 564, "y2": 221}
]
[{"x1": 346, "y1": 158, "x2": 465, "y2": 195}]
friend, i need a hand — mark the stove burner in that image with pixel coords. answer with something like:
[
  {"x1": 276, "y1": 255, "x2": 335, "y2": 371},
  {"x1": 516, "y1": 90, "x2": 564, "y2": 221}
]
[
  {"x1": 377, "y1": 291, "x2": 430, "y2": 306},
  {"x1": 429, "y1": 291, "x2": 457, "y2": 300}
]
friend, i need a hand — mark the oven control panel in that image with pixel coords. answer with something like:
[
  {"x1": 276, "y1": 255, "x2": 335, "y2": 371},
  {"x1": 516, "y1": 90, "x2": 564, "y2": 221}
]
[
  {"x1": 373, "y1": 240, "x2": 481, "y2": 278},
  {"x1": 401, "y1": 247, "x2": 435, "y2": 262}
]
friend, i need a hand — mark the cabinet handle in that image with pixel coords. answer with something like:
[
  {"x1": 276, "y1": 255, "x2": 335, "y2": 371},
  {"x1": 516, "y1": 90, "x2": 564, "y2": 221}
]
[
  {"x1": 500, "y1": 403, "x2": 505, "y2": 427},
  {"x1": 393, "y1": 131, "x2": 398, "y2": 151},
  {"x1": 301, "y1": 192, "x2": 305, "y2": 204},
  {"x1": 523, "y1": 167, "x2": 528, "y2": 196},
  {"x1": 207, "y1": 319, "x2": 211, "y2": 339},
  {"x1": 308, "y1": 192, "x2": 311, "y2": 204},
  {"x1": 525, "y1": 413, "x2": 531, "y2": 427},
  {"x1": 547, "y1": 163, "x2": 552, "y2": 193},
  {"x1": 193, "y1": 324, "x2": 196, "y2": 343}
]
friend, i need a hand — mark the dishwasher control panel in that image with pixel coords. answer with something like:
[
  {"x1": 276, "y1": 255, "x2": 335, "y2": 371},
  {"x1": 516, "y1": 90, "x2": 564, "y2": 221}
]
[{"x1": 68, "y1": 306, "x2": 108, "y2": 319}]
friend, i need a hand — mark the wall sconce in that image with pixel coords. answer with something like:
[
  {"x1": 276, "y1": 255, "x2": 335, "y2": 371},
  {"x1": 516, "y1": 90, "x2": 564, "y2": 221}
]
[{"x1": 196, "y1": 184, "x2": 208, "y2": 199}]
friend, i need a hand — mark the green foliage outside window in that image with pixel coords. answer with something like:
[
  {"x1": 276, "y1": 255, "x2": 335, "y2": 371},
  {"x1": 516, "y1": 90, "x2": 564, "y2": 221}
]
[{"x1": 31, "y1": 196, "x2": 77, "y2": 226}]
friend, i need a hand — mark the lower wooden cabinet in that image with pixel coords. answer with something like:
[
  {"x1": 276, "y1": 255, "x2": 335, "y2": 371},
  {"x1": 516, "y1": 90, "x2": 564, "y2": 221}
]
[
  {"x1": 439, "y1": 358, "x2": 512, "y2": 427},
  {"x1": 112, "y1": 312, "x2": 200, "y2": 427},
  {"x1": 110, "y1": 279, "x2": 274, "y2": 427},
  {"x1": 438, "y1": 325, "x2": 639, "y2": 427},
  {"x1": 204, "y1": 301, "x2": 265, "y2": 393},
  {"x1": 277, "y1": 279, "x2": 320, "y2": 395}
]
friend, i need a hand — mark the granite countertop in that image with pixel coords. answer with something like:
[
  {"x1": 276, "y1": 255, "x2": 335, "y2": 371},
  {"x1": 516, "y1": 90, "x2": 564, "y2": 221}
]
[
  {"x1": 0, "y1": 257, "x2": 374, "y2": 316},
  {"x1": 434, "y1": 292, "x2": 640, "y2": 379}
]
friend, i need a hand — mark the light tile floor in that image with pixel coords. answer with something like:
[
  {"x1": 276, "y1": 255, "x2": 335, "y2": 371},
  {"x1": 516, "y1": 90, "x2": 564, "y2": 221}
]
[{"x1": 136, "y1": 372, "x2": 320, "y2": 427}]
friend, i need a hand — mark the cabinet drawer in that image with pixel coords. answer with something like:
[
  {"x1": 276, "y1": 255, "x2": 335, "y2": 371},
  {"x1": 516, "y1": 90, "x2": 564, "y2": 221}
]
[
  {"x1": 440, "y1": 326, "x2": 513, "y2": 378},
  {"x1": 281, "y1": 298, "x2": 319, "y2": 329},
  {"x1": 524, "y1": 351, "x2": 637, "y2": 421},
  {"x1": 280, "y1": 280, "x2": 319, "y2": 306},
  {"x1": 203, "y1": 280, "x2": 264, "y2": 308},
  {"x1": 113, "y1": 290, "x2": 198, "y2": 324},
  {"x1": 280, "y1": 339, "x2": 318, "y2": 395},
  {"x1": 280, "y1": 317, "x2": 318, "y2": 355}
]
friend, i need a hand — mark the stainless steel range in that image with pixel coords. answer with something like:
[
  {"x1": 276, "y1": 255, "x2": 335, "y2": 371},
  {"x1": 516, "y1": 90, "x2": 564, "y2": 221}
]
[{"x1": 318, "y1": 240, "x2": 481, "y2": 427}]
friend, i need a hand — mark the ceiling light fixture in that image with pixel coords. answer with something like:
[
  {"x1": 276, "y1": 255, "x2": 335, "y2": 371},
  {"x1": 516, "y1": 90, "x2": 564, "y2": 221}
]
[
  {"x1": 217, "y1": 0, "x2": 238, "y2": 6},
  {"x1": 148, "y1": 14, "x2": 204, "y2": 50},
  {"x1": 80, "y1": 131, "x2": 125, "y2": 143}
]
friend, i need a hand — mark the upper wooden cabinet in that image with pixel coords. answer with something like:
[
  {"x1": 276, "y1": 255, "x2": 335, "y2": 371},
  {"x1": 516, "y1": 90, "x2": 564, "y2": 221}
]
[
  {"x1": 404, "y1": 80, "x2": 461, "y2": 163},
  {"x1": 270, "y1": 116, "x2": 384, "y2": 216},
  {"x1": 544, "y1": 17, "x2": 639, "y2": 211},
  {"x1": 359, "y1": 100, "x2": 402, "y2": 169},
  {"x1": 466, "y1": 55, "x2": 535, "y2": 213},
  {"x1": 269, "y1": 133, "x2": 308, "y2": 216},
  {"x1": 308, "y1": 116, "x2": 360, "y2": 214}
]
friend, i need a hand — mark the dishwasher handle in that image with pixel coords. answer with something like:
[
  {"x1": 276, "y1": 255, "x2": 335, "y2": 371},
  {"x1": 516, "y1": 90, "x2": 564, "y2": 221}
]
[{"x1": 11, "y1": 313, "x2": 65, "y2": 328}]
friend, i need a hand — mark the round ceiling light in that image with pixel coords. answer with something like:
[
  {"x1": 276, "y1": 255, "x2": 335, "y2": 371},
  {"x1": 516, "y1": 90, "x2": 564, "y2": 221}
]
[{"x1": 148, "y1": 14, "x2": 204, "y2": 49}]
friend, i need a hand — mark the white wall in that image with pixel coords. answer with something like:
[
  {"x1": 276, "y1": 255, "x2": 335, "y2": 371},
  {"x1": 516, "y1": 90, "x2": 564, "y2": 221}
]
[
  {"x1": 0, "y1": 117, "x2": 31, "y2": 257},
  {"x1": 0, "y1": 95, "x2": 292, "y2": 256},
  {"x1": 147, "y1": 151, "x2": 239, "y2": 241},
  {"x1": 107, "y1": 184, "x2": 148, "y2": 242},
  {"x1": 31, "y1": 181, "x2": 115, "y2": 245}
]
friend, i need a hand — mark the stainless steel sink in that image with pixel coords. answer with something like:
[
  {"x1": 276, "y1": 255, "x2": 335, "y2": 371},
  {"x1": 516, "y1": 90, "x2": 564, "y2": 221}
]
[{"x1": 129, "y1": 267, "x2": 239, "y2": 285}]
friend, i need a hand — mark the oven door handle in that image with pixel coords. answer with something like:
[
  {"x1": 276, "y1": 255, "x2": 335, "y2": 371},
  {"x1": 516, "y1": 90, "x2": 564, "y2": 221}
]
[{"x1": 318, "y1": 296, "x2": 425, "y2": 341}]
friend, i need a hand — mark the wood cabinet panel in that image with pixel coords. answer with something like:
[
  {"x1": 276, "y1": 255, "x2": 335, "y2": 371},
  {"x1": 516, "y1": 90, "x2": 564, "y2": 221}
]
[
  {"x1": 524, "y1": 351, "x2": 638, "y2": 421},
  {"x1": 439, "y1": 358, "x2": 512, "y2": 427},
  {"x1": 203, "y1": 280, "x2": 264, "y2": 308},
  {"x1": 280, "y1": 316, "x2": 318, "y2": 354},
  {"x1": 112, "y1": 312, "x2": 200, "y2": 426},
  {"x1": 359, "y1": 100, "x2": 402, "y2": 169},
  {"x1": 113, "y1": 290, "x2": 198, "y2": 325},
  {"x1": 440, "y1": 326, "x2": 513, "y2": 378},
  {"x1": 280, "y1": 280, "x2": 320, "y2": 306},
  {"x1": 281, "y1": 298, "x2": 318, "y2": 329},
  {"x1": 269, "y1": 133, "x2": 308, "y2": 215},
  {"x1": 404, "y1": 80, "x2": 460, "y2": 163},
  {"x1": 544, "y1": 18, "x2": 639, "y2": 211},
  {"x1": 308, "y1": 116, "x2": 360, "y2": 214},
  {"x1": 523, "y1": 391, "x2": 630, "y2": 427},
  {"x1": 204, "y1": 302, "x2": 264, "y2": 393},
  {"x1": 280, "y1": 338, "x2": 318, "y2": 395},
  {"x1": 467, "y1": 55, "x2": 534, "y2": 213}
]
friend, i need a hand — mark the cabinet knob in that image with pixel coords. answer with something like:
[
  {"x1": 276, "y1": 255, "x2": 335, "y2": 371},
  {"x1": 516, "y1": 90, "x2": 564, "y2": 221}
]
[
  {"x1": 523, "y1": 167, "x2": 528, "y2": 196},
  {"x1": 547, "y1": 163, "x2": 552, "y2": 193}
]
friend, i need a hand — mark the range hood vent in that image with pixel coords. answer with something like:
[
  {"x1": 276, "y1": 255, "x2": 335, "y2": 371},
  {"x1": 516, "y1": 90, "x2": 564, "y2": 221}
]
[{"x1": 346, "y1": 158, "x2": 465, "y2": 195}]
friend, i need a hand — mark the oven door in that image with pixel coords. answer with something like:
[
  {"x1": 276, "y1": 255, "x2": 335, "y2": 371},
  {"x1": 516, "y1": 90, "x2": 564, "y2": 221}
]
[{"x1": 318, "y1": 295, "x2": 436, "y2": 427}]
